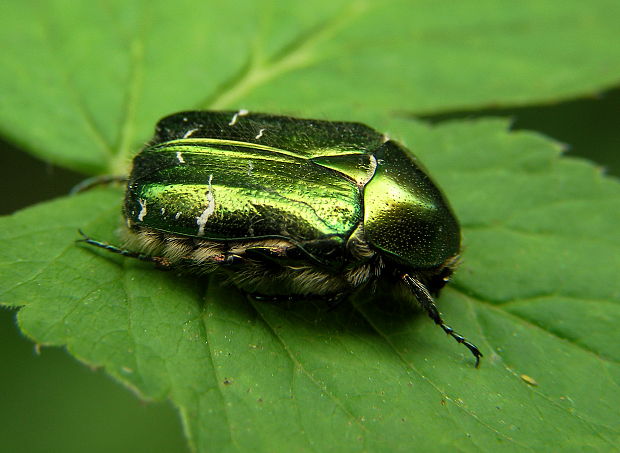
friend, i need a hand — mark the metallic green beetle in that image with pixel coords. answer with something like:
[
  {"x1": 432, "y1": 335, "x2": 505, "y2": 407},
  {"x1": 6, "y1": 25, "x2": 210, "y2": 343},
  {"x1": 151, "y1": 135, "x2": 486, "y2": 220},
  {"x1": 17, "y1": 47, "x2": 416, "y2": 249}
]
[{"x1": 82, "y1": 110, "x2": 481, "y2": 365}]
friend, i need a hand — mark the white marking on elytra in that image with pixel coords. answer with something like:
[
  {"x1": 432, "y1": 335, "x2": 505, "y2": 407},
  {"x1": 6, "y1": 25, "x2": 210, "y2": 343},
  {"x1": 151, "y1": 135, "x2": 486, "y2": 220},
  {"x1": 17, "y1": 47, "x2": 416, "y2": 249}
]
[
  {"x1": 137, "y1": 198, "x2": 148, "y2": 221},
  {"x1": 196, "y1": 174, "x2": 215, "y2": 236},
  {"x1": 176, "y1": 151, "x2": 185, "y2": 163},
  {"x1": 247, "y1": 161, "x2": 254, "y2": 176},
  {"x1": 228, "y1": 109, "x2": 249, "y2": 126},
  {"x1": 175, "y1": 212, "x2": 181, "y2": 220},
  {"x1": 255, "y1": 128, "x2": 265, "y2": 139},
  {"x1": 182, "y1": 128, "x2": 198, "y2": 139},
  {"x1": 161, "y1": 207, "x2": 166, "y2": 215}
]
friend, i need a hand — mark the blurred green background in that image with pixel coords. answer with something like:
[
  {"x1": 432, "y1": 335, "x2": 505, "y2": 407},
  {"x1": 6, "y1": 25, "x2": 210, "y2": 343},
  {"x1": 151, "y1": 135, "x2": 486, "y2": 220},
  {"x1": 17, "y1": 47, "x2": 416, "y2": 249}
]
[{"x1": 1, "y1": 87, "x2": 618, "y2": 452}]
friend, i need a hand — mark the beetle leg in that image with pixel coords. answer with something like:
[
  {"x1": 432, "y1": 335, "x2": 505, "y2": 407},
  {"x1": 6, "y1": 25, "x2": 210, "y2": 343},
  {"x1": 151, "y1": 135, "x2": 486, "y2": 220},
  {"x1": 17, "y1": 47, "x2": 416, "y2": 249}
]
[
  {"x1": 78, "y1": 230, "x2": 171, "y2": 268},
  {"x1": 248, "y1": 291, "x2": 346, "y2": 309},
  {"x1": 224, "y1": 254, "x2": 243, "y2": 265},
  {"x1": 239, "y1": 244, "x2": 291, "y2": 262},
  {"x1": 249, "y1": 293, "x2": 296, "y2": 303},
  {"x1": 70, "y1": 175, "x2": 128, "y2": 194},
  {"x1": 401, "y1": 274, "x2": 482, "y2": 367},
  {"x1": 325, "y1": 292, "x2": 348, "y2": 311}
]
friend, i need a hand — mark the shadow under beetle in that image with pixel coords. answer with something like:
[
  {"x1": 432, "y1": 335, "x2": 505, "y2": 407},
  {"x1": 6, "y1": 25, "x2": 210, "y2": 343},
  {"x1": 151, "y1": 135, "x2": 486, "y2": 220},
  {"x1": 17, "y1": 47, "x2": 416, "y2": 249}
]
[{"x1": 80, "y1": 110, "x2": 482, "y2": 366}]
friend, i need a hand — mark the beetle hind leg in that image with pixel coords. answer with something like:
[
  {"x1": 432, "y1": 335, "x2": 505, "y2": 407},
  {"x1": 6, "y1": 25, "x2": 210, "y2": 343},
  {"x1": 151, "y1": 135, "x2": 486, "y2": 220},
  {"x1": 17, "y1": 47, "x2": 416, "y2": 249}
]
[
  {"x1": 78, "y1": 230, "x2": 172, "y2": 268},
  {"x1": 401, "y1": 273, "x2": 482, "y2": 367}
]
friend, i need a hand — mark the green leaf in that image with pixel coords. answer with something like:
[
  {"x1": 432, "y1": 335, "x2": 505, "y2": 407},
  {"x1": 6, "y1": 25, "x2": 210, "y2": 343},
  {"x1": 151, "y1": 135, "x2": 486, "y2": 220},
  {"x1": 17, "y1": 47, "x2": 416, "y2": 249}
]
[
  {"x1": 2, "y1": 0, "x2": 620, "y2": 450},
  {"x1": 2, "y1": 119, "x2": 619, "y2": 452},
  {"x1": 2, "y1": 0, "x2": 620, "y2": 174}
]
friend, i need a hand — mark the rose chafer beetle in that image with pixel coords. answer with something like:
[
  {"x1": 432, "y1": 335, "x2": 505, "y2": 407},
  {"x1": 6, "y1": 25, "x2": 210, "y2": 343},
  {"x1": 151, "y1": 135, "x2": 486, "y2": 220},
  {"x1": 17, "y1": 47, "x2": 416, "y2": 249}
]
[{"x1": 81, "y1": 110, "x2": 482, "y2": 366}]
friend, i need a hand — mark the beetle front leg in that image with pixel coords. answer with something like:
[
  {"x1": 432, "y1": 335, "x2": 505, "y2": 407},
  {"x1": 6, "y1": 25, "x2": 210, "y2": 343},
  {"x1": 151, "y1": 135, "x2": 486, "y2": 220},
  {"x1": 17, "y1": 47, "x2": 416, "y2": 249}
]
[{"x1": 401, "y1": 273, "x2": 482, "y2": 367}]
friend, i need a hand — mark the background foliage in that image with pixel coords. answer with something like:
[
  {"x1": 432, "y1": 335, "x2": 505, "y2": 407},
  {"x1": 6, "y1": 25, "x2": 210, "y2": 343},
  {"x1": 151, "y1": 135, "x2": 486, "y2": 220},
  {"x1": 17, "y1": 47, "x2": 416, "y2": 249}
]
[{"x1": 1, "y1": 1, "x2": 620, "y2": 452}]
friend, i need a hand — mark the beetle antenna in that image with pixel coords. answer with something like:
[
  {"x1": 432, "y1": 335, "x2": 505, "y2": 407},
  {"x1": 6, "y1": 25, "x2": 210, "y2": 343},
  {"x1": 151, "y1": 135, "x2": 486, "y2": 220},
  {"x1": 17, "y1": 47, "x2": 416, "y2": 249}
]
[{"x1": 401, "y1": 273, "x2": 482, "y2": 367}]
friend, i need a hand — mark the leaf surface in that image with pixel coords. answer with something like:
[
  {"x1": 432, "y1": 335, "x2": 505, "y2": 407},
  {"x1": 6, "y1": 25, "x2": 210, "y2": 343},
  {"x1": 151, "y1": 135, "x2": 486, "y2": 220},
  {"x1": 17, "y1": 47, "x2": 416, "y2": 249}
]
[{"x1": 1, "y1": 0, "x2": 620, "y2": 173}]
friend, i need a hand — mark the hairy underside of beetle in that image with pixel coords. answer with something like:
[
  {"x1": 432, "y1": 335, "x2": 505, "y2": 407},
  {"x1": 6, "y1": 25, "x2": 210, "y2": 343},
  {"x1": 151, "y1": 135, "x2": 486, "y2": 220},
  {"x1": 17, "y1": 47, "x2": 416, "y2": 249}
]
[{"x1": 121, "y1": 226, "x2": 459, "y2": 300}]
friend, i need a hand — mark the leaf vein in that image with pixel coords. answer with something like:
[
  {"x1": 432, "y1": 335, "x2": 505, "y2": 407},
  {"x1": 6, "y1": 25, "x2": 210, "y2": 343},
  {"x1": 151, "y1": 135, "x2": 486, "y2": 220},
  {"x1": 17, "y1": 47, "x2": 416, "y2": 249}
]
[
  {"x1": 352, "y1": 302, "x2": 532, "y2": 450},
  {"x1": 38, "y1": 12, "x2": 115, "y2": 157},
  {"x1": 201, "y1": 295, "x2": 242, "y2": 451},
  {"x1": 112, "y1": 36, "x2": 144, "y2": 174},
  {"x1": 250, "y1": 300, "x2": 368, "y2": 438},
  {"x1": 202, "y1": 2, "x2": 368, "y2": 110},
  {"x1": 458, "y1": 291, "x2": 620, "y2": 442}
]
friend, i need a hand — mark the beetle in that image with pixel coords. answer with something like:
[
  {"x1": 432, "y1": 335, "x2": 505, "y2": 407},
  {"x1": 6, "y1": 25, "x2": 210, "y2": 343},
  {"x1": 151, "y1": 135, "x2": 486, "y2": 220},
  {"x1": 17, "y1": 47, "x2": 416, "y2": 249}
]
[{"x1": 81, "y1": 110, "x2": 482, "y2": 366}]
